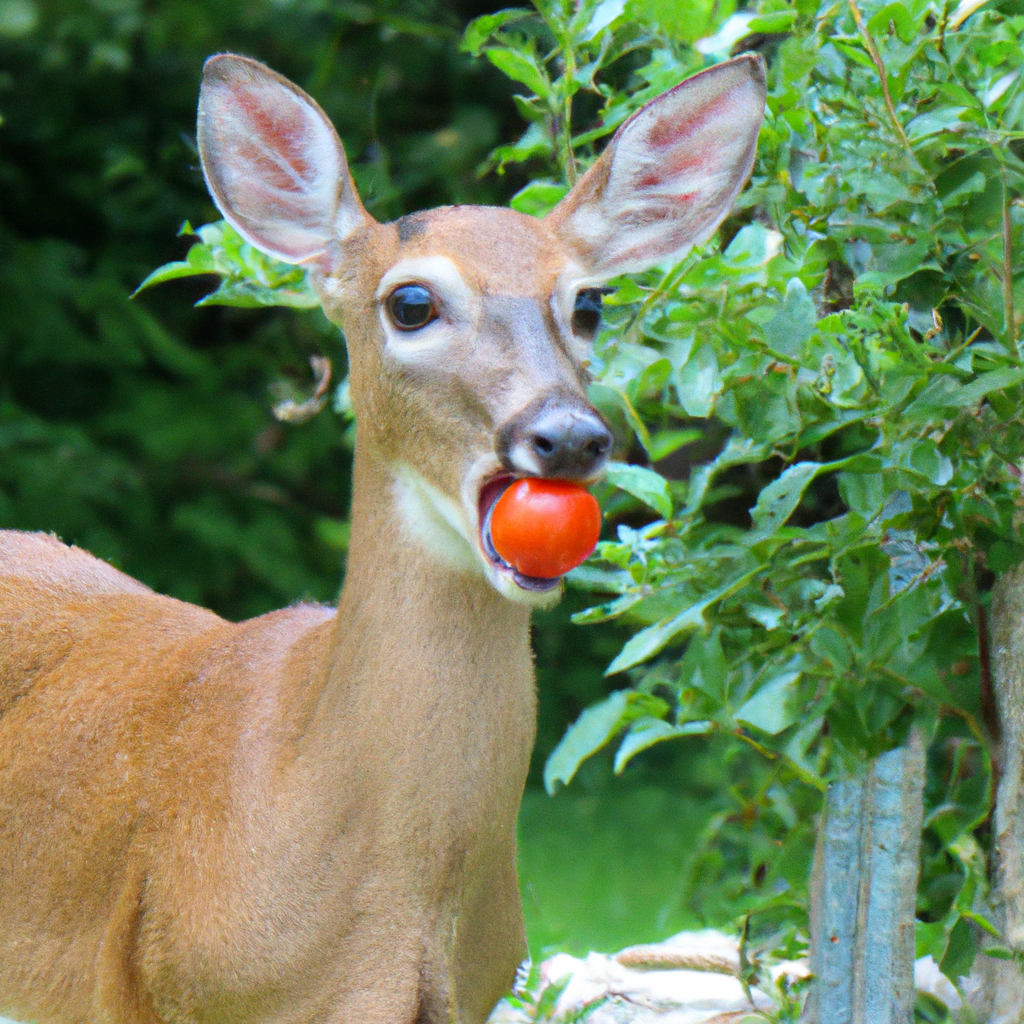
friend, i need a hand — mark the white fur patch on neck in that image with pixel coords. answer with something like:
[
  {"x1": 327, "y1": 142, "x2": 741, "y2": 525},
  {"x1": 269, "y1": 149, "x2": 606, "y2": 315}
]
[{"x1": 392, "y1": 464, "x2": 480, "y2": 575}]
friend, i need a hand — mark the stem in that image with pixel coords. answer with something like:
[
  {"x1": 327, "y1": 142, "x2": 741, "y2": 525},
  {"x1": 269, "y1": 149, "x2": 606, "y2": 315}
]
[
  {"x1": 623, "y1": 252, "x2": 702, "y2": 340},
  {"x1": 847, "y1": 0, "x2": 916, "y2": 161},
  {"x1": 978, "y1": 600, "x2": 1001, "y2": 746},
  {"x1": 561, "y1": 44, "x2": 578, "y2": 185},
  {"x1": 1003, "y1": 173, "x2": 1018, "y2": 352}
]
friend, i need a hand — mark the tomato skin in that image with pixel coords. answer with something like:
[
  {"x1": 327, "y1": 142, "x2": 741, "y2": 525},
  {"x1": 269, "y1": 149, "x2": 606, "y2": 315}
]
[{"x1": 490, "y1": 478, "x2": 602, "y2": 578}]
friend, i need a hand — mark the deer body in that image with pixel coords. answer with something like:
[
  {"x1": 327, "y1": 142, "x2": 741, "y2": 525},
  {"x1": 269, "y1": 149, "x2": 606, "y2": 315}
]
[
  {"x1": 0, "y1": 467, "x2": 533, "y2": 1024},
  {"x1": 0, "y1": 53, "x2": 764, "y2": 1024}
]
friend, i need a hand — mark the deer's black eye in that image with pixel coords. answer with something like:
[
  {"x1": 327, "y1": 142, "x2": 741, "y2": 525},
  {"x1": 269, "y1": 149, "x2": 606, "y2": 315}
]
[
  {"x1": 386, "y1": 284, "x2": 437, "y2": 330},
  {"x1": 572, "y1": 288, "x2": 608, "y2": 337}
]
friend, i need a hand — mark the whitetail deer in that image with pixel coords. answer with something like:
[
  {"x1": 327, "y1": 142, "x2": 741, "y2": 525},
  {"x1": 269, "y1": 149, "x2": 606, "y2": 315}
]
[{"x1": 0, "y1": 53, "x2": 764, "y2": 1024}]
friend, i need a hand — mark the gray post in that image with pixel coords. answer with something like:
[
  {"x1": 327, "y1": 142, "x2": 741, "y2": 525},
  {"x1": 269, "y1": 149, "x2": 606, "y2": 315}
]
[{"x1": 803, "y1": 730, "x2": 925, "y2": 1024}]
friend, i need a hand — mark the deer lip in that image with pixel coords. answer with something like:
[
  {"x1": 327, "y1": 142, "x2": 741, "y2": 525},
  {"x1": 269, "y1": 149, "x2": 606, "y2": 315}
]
[{"x1": 478, "y1": 474, "x2": 561, "y2": 593}]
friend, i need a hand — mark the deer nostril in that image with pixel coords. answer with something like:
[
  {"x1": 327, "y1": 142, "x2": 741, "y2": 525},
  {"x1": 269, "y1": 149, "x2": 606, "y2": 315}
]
[{"x1": 500, "y1": 403, "x2": 613, "y2": 478}]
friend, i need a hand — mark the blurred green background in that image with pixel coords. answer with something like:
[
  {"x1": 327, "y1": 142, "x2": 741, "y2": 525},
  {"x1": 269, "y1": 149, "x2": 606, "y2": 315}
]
[{"x1": 0, "y1": 0, "x2": 758, "y2": 959}]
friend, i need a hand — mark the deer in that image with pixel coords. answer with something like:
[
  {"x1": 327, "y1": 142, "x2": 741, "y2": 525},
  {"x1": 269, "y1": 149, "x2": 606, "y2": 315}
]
[{"x1": 0, "y1": 51, "x2": 765, "y2": 1024}]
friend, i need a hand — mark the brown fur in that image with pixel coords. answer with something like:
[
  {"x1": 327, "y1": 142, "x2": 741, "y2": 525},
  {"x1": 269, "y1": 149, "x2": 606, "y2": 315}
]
[{"x1": 0, "y1": 458, "x2": 535, "y2": 1024}]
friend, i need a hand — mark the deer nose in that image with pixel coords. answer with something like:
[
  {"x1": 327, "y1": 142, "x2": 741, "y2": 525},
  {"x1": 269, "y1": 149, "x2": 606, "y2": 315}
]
[{"x1": 499, "y1": 402, "x2": 613, "y2": 480}]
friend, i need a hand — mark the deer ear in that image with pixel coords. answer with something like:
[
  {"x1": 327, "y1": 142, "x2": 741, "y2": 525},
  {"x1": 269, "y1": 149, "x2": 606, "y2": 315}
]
[
  {"x1": 197, "y1": 54, "x2": 372, "y2": 267},
  {"x1": 546, "y1": 54, "x2": 766, "y2": 280}
]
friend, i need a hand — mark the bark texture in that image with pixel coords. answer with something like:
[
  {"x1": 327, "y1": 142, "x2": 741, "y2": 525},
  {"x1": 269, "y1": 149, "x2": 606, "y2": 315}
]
[{"x1": 970, "y1": 563, "x2": 1024, "y2": 1022}]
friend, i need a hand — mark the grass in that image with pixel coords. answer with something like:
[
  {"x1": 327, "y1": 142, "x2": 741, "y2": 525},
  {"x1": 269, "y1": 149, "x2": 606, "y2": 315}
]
[{"x1": 517, "y1": 784, "x2": 717, "y2": 959}]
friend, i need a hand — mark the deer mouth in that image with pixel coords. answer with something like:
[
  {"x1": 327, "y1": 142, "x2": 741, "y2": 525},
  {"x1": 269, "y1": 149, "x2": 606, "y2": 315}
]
[{"x1": 478, "y1": 474, "x2": 562, "y2": 593}]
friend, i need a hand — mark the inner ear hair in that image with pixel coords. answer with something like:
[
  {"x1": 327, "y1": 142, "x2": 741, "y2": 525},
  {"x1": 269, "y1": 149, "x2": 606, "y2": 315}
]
[{"x1": 198, "y1": 53, "x2": 372, "y2": 267}]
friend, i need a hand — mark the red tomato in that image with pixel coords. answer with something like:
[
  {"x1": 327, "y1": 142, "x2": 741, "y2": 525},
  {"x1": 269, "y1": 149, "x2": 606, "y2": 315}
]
[{"x1": 490, "y1": 478, "x2": 602, "y2": 579}]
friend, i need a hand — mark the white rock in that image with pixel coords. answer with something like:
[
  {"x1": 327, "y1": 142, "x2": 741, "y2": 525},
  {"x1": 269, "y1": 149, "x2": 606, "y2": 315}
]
[
  {"x1": 491, "y1": 931, "x2": 771, "y2": 1024},
  {"x1": 489, "y1": 931, "x2": 965, "y2": 1022},
  {"x1": 914, "y1": 955, "x2": 962, "y2": 1010}
]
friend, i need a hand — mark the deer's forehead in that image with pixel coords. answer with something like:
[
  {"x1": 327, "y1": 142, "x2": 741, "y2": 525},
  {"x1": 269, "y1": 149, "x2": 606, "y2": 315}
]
[{"x1": 388, "y1": 206, "x2": 565, "y2": 296}]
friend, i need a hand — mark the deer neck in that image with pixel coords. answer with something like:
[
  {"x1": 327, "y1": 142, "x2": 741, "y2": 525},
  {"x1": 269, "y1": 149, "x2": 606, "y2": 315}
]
[{"x1": 302, "y1": 442, "x2": 536, "y2": 811}]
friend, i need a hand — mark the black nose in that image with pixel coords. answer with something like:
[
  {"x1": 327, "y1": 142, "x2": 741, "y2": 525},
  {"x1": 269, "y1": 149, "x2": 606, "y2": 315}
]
[{"x1": 498, "y1": 400, "x2": 613, "y2": 480}]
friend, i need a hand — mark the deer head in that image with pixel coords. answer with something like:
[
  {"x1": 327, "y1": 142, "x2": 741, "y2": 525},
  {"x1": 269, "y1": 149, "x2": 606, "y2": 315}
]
[{"x1": 197, "y1": 53, "x2": 766, "y2": 604}]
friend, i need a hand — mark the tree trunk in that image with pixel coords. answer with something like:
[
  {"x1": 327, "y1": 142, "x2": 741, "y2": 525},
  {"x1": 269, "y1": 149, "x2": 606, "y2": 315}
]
[{"x1": 970, "y1": 563, "x2": 1024, "y2": 1022}]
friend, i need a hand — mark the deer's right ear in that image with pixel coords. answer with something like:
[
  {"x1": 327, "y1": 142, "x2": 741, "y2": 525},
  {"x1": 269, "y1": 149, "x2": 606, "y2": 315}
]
[{"x1": 198, "y1": 54, "x2": 372, "y2": 267}]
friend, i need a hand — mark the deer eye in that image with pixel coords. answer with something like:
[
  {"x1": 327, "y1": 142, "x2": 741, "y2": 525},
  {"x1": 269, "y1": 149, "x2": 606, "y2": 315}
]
[
  {"x1": 386, "y1": 284, "x2": 437, "y2": 330},
  {"x1": 572, "y1": 288, "x2": 608, "y2": 338}
]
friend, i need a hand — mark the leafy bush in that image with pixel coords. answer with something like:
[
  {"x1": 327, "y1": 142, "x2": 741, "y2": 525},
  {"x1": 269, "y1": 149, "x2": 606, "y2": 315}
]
[{"x1": 147, "y1": 0, "x2": 1023, "y2": 995}]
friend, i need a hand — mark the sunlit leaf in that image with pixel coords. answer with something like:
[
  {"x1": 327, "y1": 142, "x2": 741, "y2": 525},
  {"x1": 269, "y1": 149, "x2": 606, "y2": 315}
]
[
  {"x1": 734, "y1": 671, "x2": 802, "y2": 735},
  {"x1": 485, "y1": 47, "x2": 551, "y2": 99},
  {"x1": 613, "y1": 717, "x2": 713, "y2": 773},
  {"x1": 544, "y1": 690, "x2": 667, "y2": 793}
]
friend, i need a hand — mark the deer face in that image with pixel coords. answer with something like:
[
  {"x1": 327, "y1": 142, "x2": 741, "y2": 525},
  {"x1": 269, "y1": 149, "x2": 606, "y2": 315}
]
[
  {"x1": 197, "y1": 53, "x2": 765, "y2": 603},
  {"x1": 312, "y1": 205, "x2": 614, "y2": 601}
]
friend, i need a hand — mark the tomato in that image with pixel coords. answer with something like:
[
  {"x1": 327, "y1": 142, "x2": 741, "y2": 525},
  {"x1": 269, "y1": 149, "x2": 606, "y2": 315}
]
[{"x1": 490, "y1": 478, "x2": 602, "y2": 579}]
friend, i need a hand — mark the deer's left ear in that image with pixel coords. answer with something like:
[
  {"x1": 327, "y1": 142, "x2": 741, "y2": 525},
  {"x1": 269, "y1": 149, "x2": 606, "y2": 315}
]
[
  {"x1": 198, "y1": 54, "x2": 372, "y2": 268},
  {"x1": 546, "y1": 54, "x2": 766, "y2": 280}
]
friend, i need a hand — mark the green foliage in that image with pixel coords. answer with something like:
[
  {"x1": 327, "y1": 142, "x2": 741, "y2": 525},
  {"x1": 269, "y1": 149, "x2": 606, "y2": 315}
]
[
  {"x1": 164, "y1": 0, "x2": 1024, "y2": 991},
  {"x1": 542, "y1": 0, "x2": 1021, "y2": 989},
  {"x1": 136, "y1": 222, "x2": 320, "y2": 310}
]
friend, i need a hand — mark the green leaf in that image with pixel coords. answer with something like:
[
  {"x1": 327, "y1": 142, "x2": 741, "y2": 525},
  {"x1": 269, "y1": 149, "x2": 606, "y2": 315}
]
[
  {"x1": 647, "y1": 428, "x2": 701, "y2": 461},
  {"x1": 485, "y1": 47, "x2": 551, "y2": 99},
  {"x1": 941, "y1": 170, "x2": 987, "y2": 208},
  {"x1": 943, "y1": 367, "x2": 1024, "y2": 409},
  {"x1": 613, "y1": 717, "x2": 713, "y2": 773},
  {"x1": 606, "y1": 608, "x2": 705, "y2": 675},
  {"x1": 748, "y1": 453, "x2": 880, "y2": 542},
  {"x1": 761, "y1": 278, "x2": 818, "y2": 358},
  {"x1": 734, "y1": 671, "x2": 802, "y2": 735},
  {"x1": 583, "y1": 0, "x2": 626, "y2": 38},
  {"x1": 961, "y1": 911, "x2": 1002, "y2": 939},
  {"x1": 940, "y1": 915, "x2": 978, "y2": 982},
  {"x1": 746, "y1": 10, "x2": 797, "y2": 32},
  {"x1": 675, "y1": 343, "x2": 721, "y2": 417},
  {"x1": 487, "y1": 122, "x2": 553, "y2": 171},
  {"x1": 589, "y1": 383, "x2": 652, "y2": 452},
  {"x1": 566, "y1": 564, "x2": 634, "y2": 593},
  {"x1": 684, "y1": 436, "x2": 771, "y2": 516},
  {"x1": 135, "y1": 221, "x2": 319, "y2": 309},
  {"x1": 461, "y1": 8, "x2": 532, "y2": 55},
  {"x1": 749, "y1": 461, "x2": 823, "y2": 541},
  {"x1": 195, "y1": 278, "x2": 319, "y2": 309},
  {"x1": 606, "y1": 567, "x2": 764, "y2": 674},
  {"x1": 571, "y1": 593, "x2": 642, "y2": 624},
  {"x1": 133, "y1": 257, "x2": 210, "y2": 294},
  {"x1": 857, "y1": 238, "x2": 934, "y2": 289},
  {"x1": 906, "y1": 106, "x2": 969, "y2": 140},
  {"x1": 982, "y1": 946, "x2": 1018, "y2": 961},
  {"x1": 906, "y1": 366, "x2": 1024, "y2": 416},
  {"x1": 544, "y1": 690, "x2": 665, "y2": 793},
  {"x1": 604, "y1": 462, "x2": 672, "y2": 518},
  {"x1": 510, "y1": 179, "x2": 568, "y2": 217}
]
